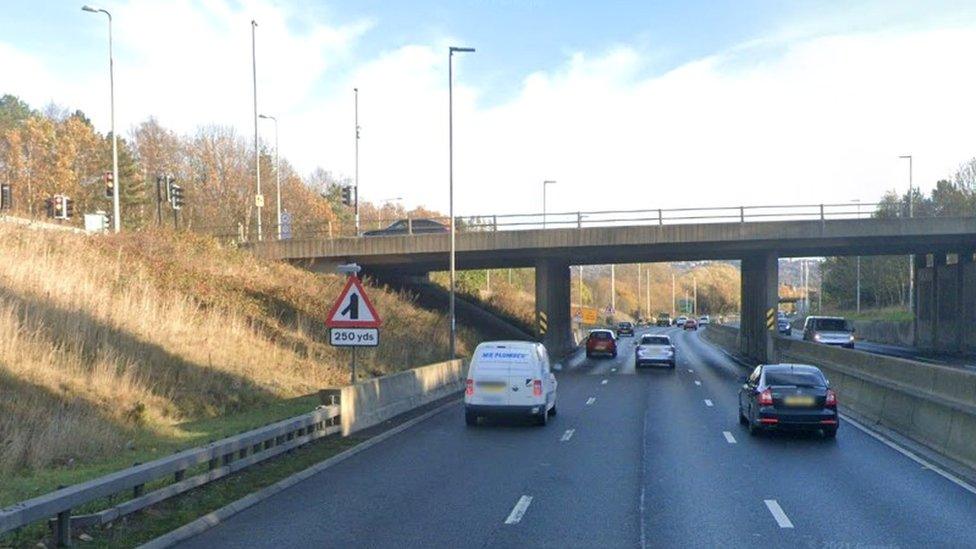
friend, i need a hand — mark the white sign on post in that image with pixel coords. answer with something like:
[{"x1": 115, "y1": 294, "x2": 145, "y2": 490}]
[
  {"x1": 330, "y1": 327, "x2": 379, "y2": 347},
  {"x1": 326, "y1": 276, "x2": 382, "y2": 347}
]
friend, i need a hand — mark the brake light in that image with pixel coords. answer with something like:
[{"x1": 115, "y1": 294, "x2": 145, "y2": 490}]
[
  {"x1": 465, "y1": 379, "x2": 474, "y2": 396},
  {"x1": 758, "y1": 389, "x2": 774, "y2": 406},
  {"x1": 533, "y1": 379, "x2": 543, "y2": 397},
  {"x1": 825, "y1": 389, "x2": 837, "y2": 408}
]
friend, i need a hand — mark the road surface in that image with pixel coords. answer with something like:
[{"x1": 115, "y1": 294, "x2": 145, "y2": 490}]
[{"x1": 177, "y1": 327, "x2": 976, "y2": 548}]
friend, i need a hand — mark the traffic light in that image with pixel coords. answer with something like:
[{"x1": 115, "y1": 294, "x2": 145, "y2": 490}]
[
  {"x1": 0, "y1": 183, "x2": 11, "y2": 210},
  {"x1": 169, "y1": 181, "x2": 184, "y2": 210},
  {"x1": 63, "y1": 196, "x2": 74, "y2": 220},
  {"x1": 48, "y1": 194, "x2": 73, "y2": 220},
  {"x1": 341, "y1": 185, "x2": 353, "y2": 206},
  {"x1": 103, "y1": 171, "x2": 114, "y2": 199}
]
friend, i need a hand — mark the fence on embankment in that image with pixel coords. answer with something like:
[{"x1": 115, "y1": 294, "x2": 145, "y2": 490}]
[{"x1": 702, "y1": 324, "x2": 976, "y2": 472}]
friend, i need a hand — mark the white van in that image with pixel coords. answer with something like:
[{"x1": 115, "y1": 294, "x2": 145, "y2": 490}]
[{"x1": 464, "y1": 341, "x2": 558, "y2": 426}]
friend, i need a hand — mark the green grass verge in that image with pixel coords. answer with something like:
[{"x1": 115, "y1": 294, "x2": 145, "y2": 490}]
[{"x1": 0, "y1": 395, "x2": 322, "y2": 546}]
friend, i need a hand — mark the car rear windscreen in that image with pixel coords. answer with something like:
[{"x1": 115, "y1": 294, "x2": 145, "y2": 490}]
[
  {"x1": 590, "y1": 331, "x2": 613, "y2": 340},
  {"x1": 765, "y1": 371, "x2": 826, "y2": 387},
  {"x1": 815, "y1": 318, "x2": 850, "y2": 331},
  {"x1": 641, "y1": 336, "x2": 670, "y2": 345}
]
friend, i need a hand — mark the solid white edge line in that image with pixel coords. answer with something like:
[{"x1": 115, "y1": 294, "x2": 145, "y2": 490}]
[
  {"x1": 723, "y1": 431, "x2": 737, "y2": 444},
  {"x1": 704, "y1": 399, "x2": 713, "y2": 407},
  {"x1": 560, "y1": 429, "x2": 575, "y2": 442},
  {"x1": 504, "y1": 495, "x2": 533, "y2": 524},
  {"x1": 840, "y1": 413, "x2": 976, "y2": 496},
  {"x1": 601, "y1": 379, "x2": 608, "y2": 385},
  {"x1": 763, "y1": 499, "x2": 794, "y2": 528}
]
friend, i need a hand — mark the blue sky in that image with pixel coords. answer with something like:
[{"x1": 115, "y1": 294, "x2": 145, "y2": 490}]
[{"x1": 3, "y1": 1, "x2": 976, "y2": 214}]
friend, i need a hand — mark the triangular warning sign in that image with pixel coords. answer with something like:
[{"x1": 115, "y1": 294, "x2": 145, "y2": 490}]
[{"x1": 326, "y1": 277, "x2": 382, "y2": 328}]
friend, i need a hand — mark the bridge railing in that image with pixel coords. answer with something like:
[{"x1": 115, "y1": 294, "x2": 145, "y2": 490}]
[{"x1": 202, "y1": 201, "x2": 886, "y2": 243}]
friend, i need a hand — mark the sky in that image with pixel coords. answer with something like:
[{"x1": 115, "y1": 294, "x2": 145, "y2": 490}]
[{"x1": 2, "y1": 0, "x2": 976, "y2": 216}]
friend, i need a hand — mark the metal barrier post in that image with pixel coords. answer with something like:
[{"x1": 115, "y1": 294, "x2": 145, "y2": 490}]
[
  {"x1": 55, "y1": 510, "x2": 71, "y2": 547},
  {"x1": 408, "y1": 217, "x2": 413, "y2": 234},
  {"x1": 820, "y1": 204, "x2": 825, "y2": 221},
  {"x1": 492, "y1": 215, "x2": 497, "y2": 231},
  {"x1": 740, "y1": 207, "x2": 745, "y2": 223},
  {"x1": 577, "y1": 212, "x2": 582, "y2": 229},
  {"x1": 658, "y1": 209, "x2": 663, "y2": 226}
]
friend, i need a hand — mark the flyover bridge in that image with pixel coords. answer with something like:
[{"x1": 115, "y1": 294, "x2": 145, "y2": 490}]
[{"x1": 245, "y1": 204, "x2": 976, "y2": 362}]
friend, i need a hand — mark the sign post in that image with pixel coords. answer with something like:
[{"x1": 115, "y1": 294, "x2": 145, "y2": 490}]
[{"x1": 326, "y1": 264, "x2": 382, "y2": 384}]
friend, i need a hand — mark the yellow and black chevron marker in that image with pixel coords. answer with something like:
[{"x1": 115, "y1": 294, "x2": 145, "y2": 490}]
[
  {"x1": 538, "y1": 311, "x2": 548, "y2": 336},
  {"x1": 766, "y1": 307, "x2": 776, "y2": 331}
]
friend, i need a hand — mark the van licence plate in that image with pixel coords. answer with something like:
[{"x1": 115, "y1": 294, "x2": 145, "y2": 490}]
[{"x1": 477, "y1": 382, "x2": 506, "y2": 393}]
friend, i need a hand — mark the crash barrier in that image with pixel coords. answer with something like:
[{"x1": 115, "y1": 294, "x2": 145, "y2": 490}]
[
  {"x1": 702, "y1": 325, "x2": 976, "y2": 471},
  {"x1": 321, "y1": 359, "x2": 466, "y2": 436},
  {"x1": 0, "y1": 406, "x2": 341, "y2": 546},
  {"x1": 851, "y1": 320, "x2": 914, "y2": 347}
]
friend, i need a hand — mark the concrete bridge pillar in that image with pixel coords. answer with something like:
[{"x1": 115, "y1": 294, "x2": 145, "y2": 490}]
[
  {"x1": 739, "y1": 252, "x2": 778, "y2": 363},
  {"x1": 535, "y1": 259, "x2": 574, "y2": 357}
]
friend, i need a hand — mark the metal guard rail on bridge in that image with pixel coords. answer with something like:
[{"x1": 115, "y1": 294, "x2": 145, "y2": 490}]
[
  {"x1": 0, "y1": 404, "x2": 340, "y2": 546},
  {"x1": 207, "y1": 201, "x2": 886, "y2": 242}
]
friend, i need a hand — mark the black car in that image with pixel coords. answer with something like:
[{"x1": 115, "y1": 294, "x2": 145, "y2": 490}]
[
  {"x1": 738, "y1": 364, "x2": 838, "y2": 438},
  {"x1": 616, "y1": 321, "x2": 634, "y2": 337},
  {"x1": 363, "y1": 218, "x2": 448, "y2": 236}
]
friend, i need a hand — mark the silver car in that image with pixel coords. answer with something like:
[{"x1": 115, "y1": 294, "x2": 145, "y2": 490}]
[{"x1": 802, "y1": 316, "x2": 854, "y2": 348}]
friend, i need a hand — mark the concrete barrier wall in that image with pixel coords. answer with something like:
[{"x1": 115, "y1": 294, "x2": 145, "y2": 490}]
[
  {"x1": 704, "y1": 324, "x2": 739, "y2": 353},
  {"x1": 851, "y1": 320, "x2": 914, "y2": 347},
  {"x1": 322, "y1": 359, "x2": 466, "y2": 436},
  {"x1": 702, "y1": 325, "x2": 976, "y2": 471}
]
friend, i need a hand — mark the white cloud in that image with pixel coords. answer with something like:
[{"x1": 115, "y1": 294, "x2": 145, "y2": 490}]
[{"x1": 3, "y1": 3, "x2": 976, "y2": 219}]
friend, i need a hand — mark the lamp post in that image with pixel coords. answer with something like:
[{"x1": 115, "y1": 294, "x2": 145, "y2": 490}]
[
  {"x1": 258, "y1": 114, "x2": 280, "y2": 239},
  {"x1": 354, "y1": 88, "x2": 361, "y2": 236},
  {"x1": 251, "y1": 20, "x2": 262, "y2": 241},
  {"x1": 448, "y1": 46, "x2": 475, "y2": 360},
  {"x1": 853, "y1": 199, "x2": 861, "y2": 313},
  {"x1": 543, "y1": 180, "x2": 556, "y2": 228},
  {"x1": 82, "y1": 5, "x2": 120, "y2": 233},
  {"x1": 899, "y1": 155, "x2": 913, "y2": 311}
]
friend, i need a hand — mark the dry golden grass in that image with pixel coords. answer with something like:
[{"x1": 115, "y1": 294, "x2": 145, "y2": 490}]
[{"x1": 0, "y1": 224, "x2": 475, "y2": 474}]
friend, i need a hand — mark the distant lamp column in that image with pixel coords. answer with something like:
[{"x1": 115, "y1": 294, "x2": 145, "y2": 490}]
[
  {"x1": 258, "y1": 114, "x2": 280, "y2": 239},
  {"x1": 448, "y1": 45, "x2": 475, "y2": 359},
  {"x1": 899, "y1": 155, "x2": 913, "y2": 311},
  {"x1": 354, "y1": 88, "x2": 361, "y2": 236},
  {"x1": 251, "y1": 19, "x2": 262, "y2": 241},
  {"x1": 542, "y1": 180, "x2": 556, "y2": 228},
  {"x1": 82, "y1": 4, "x2": 120, "y2": 233},
  {"x1": 853, "y1": 199, "x2": 861, "y2": 313}
]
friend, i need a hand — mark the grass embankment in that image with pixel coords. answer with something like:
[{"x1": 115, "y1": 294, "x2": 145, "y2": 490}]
[{"x1": 0, "y1": 224, "x2": 479, "y2": 507}]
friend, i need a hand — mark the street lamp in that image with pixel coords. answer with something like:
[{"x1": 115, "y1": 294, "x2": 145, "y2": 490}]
[
  {"x1": 542, "y1": 180, "x2": 556, "y2": 228},
  {"x1": 82, "y1": 5, "x2": 120, "y2": 233},
  {"x1": 258, "y1": 114, "x2": 280, "y2": 239},
  {"x1": 899, "y1": 155, "x2": 913, "y2": 311},
  {"x1": 354, "y1": 88, "x2": 361, "y2": 236},
  {"x1": 448, "y1": 46, "x2": 475, "y2": 360},
  {"x1": 250, "y1": 20, "x2": 264, "y2": 241},
  {"x1": 852, "y1": 199, "x2": 861, "y2": 314}
]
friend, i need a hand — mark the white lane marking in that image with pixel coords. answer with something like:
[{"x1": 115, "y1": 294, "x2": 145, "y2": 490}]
[
  {"x1": 764, "y1": 499, "x2": 794, "y2": 528},
  {"x1": 841, "y1": 413, "x2": 976, "y2": 496},
  {"x1": 560, "y1": 429, "x2": 575, "y2": 442},
  {"x1": 611, "y1": 368, "x2": 617, "y2": 372},
  {"x1": 601, "y1": 379, "x2": 608, "y2": 385},
  {"x1": 723, "y1": 431, "x2": 737, "y2": 444},
  {"x1": 704, "y1": 399, "x2": 713, "y2": 407},
  {"x1": 694, "y1": 380, "x2": 702, "y2": 386},
  {"x1": 586, "y1": 397, "x2": 596, "y2": 405},
  {"x1": 687, "y1": 369, "x2": 693, "y2": 373},
  {"x1": 505, "y1": 495, "x2": 533, "y2": 524}
]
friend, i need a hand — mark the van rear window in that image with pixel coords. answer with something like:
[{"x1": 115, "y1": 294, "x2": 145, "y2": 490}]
[{"x1": 814, "y1": 318, "x2": 850, "y2": 331}]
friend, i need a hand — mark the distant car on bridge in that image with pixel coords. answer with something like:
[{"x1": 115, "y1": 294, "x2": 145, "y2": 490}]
[
  {"x1": 738, "y1": 363, "x2": 838, "y2": 438},
  {"x1": 802, "y1": 316, "x2": 854, "y2": 348},
  {"x1": 362, "y1": 218, "x2": 448, "y2": 236}
]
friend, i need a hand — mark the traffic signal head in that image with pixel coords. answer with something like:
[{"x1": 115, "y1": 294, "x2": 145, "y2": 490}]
[
  {"x1": 0, "y1": 183, "x2": 11, "y2": 210},
  {"x1": 104, "y1": 171, "x2": 114, "y2": 198},
  {"x1": 341, "y1": 185, "x2": 353, "y2": 206}
]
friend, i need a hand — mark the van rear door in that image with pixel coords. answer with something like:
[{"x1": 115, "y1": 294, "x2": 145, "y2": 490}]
[
  {"x1": 469, "y1": 353, "x2": 510, "y2": 406},
  {"x1": 506, "y1": 349, "x2": 543, "y2": 408}
]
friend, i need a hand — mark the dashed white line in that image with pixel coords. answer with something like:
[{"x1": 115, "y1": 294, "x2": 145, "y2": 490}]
[
  {"x1": 601, "y1": 379, "x2": 608, "y2": 385},
  {"x1": 723, "y1": 431, "x2": 737, "y2": 444},
  {"x1": 687, "y1": 369, "x2": 694, "y2": 373},
  {"x1": 586, "y1": 397, "x2": 596, "y2": 405},
  {"x1": 505, "y1": 495, "x2": 533, "y2": 524},
  {"x1": 560, "y1": 429, "x2": 575, "y2": 442},
  {"x1": 704, "y1": 399, "x2": 713, "y2": 407},
  {"x1": 694, "y1": 380, "x2": 702, "y2": 386},
  {"x1": 764, "y1": 499, "x2": 794, "y2": 528},
  {"x1": 611, "y1": 368, "x2": 617, "y2": 373}
]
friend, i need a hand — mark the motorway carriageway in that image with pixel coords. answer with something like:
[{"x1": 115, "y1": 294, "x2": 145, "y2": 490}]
[{"x1": 177, "y1": 327, "x2": 976, "y2": 548}]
